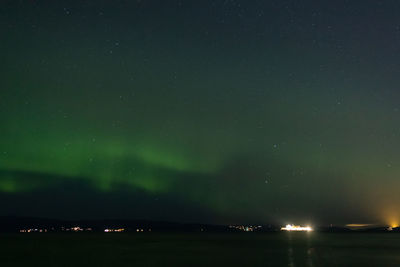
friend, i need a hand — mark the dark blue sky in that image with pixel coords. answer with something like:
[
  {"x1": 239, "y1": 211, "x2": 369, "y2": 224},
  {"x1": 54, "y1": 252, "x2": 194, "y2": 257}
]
[{"x1": 1, "y1": 0, "x2": 400, "y2": 226}]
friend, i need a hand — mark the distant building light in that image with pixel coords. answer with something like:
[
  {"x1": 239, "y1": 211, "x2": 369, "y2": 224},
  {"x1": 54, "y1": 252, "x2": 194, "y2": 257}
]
[
  {"x1": 105, "y1": 228, "x2": 125, "y2": 233},
  {"x1": 281, "y1": 224, "x2": 313, "y2": 232}
]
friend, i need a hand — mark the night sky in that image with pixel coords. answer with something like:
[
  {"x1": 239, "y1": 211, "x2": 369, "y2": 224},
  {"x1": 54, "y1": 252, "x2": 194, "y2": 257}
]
[{"x1": 1, "y1": 0, "x2": 400, "y2": 226}]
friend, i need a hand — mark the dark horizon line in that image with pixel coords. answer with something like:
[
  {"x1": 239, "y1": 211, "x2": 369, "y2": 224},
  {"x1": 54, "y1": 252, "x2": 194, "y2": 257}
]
[{"x1": 0, "y1": 215, "x2": 396, "y2": 229}]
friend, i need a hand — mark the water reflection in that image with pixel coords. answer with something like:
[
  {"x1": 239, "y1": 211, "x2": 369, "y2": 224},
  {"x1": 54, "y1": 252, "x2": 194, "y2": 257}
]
[
  {"x1": 286, "y1": 232, "x2": 314, "y2": 267},
  {"x1": 306, "y1": 233, "x2": 314, "y2": 267},
  {"x1": 287, "y1": 233, "x2": 295, "y2": 267}
]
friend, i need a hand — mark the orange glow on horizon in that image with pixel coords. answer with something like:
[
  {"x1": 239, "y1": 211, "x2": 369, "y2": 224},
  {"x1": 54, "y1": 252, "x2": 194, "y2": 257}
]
[
  {"x1": 384, "y1": 214, "x2": 399, "y2": 228},
  {"x1": 380, "y1": 204, "x2": 400, "y2": 228}
]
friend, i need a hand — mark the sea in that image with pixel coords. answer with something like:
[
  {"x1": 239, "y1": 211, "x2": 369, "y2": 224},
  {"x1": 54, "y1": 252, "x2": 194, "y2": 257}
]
[{"x1": 1, "y1": 232, "x2": 399, "y2": 266}]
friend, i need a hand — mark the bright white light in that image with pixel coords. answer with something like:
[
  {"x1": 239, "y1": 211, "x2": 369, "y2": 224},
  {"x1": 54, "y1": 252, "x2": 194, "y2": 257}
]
[{"x1": 281, "y1": 224, "x2": 313, "y2": 232}]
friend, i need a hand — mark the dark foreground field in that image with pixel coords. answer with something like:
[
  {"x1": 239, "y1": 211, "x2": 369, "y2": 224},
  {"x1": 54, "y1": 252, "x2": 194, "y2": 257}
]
[{"x1": 1, "y1": 232, "x2": 400, "y2": 266}]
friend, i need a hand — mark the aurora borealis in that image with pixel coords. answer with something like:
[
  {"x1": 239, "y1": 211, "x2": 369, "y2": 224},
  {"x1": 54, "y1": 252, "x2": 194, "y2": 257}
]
[{"x1": 2, "y1": 0, "x2": 400, "y2": 226}]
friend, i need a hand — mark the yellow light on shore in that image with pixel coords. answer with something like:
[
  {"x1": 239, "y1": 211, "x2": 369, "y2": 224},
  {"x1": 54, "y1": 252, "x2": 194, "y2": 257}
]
[
  {"x1": 281, "y1": 224, "x2": 313, "y2": 232},
  {"x1": 345, "y1": 224, "x2": 374, "y2": 228}
]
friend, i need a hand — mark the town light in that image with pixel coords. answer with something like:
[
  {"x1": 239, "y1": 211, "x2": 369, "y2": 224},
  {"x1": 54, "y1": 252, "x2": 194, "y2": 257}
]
[{"x1": 281, "y1": 224, "x2": 313, "y2": 231}]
